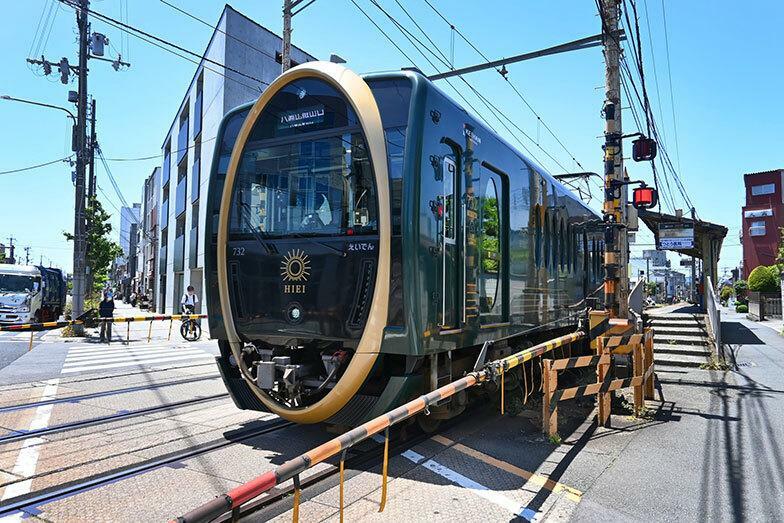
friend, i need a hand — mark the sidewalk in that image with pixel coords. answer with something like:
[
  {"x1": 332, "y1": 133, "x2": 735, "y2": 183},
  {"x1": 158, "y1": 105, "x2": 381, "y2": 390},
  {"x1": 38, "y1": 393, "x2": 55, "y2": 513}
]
[{"x1": 560, "y1": 307, "x2": 784, "y2": 521}]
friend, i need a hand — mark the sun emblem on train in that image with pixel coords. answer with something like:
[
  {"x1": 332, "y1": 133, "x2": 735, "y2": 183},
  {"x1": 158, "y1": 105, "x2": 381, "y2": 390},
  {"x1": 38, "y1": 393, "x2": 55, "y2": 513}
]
[{"x1": 281, "y1": 250, "x2": 311, "y2": 282}]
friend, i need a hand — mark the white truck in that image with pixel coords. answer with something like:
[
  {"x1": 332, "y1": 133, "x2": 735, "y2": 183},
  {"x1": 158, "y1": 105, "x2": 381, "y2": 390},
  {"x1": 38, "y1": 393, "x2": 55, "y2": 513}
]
[{"x1": 0, "y1": 265, "x2": 66, "y2": 325}]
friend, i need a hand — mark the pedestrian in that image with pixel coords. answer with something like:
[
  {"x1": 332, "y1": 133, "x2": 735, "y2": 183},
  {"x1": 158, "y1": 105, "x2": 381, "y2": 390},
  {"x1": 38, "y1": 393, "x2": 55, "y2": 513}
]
[
  {"x1": 181, "y1": 285, "x2": 199, "y2": 315},
  {"x1": 98, "y1": 291, "x2": 115, "y2": 343}
]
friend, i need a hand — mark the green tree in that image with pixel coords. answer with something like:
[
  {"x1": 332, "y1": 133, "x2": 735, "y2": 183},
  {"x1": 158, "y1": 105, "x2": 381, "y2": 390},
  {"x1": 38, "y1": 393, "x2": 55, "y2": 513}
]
[
  {"x1": 0, "y1": 248, "x2": 5, "y2": 263},
  {"x1": 645, "y1": 281, "x2": 658, "y2": 296},
  {"x1": 747, "y1": 265, "x2": 780, "y2": 293},
  {"x1": 63, "y1": 196, "x2": 123, "y2": 299}
]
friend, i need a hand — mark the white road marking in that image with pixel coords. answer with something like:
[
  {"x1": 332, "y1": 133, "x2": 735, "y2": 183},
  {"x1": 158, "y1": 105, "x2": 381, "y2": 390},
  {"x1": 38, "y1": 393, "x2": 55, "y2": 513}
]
[
  {"x1": 0, "y1": 378, "x2": 60, "y2": 522},
  {"x1": 64, "y1": 348, "x2": 207, "y2": 364},
  {"x1": 61, "y1": 353, "x2": 213, "y2": 374},
  {"x1": 375, "y1": 434, "x2": 538, "y2": 521}
]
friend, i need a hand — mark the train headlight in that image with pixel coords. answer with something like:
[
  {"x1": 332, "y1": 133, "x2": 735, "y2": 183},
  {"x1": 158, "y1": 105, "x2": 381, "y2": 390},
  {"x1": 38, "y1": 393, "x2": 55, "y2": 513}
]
[{"x1": 286, "y1": 303, "x2": 303, "y2": 324}]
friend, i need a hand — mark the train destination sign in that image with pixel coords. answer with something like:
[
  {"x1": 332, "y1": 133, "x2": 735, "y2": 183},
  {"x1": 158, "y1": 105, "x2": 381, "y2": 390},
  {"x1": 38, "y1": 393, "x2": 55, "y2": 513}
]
[
  {"x1": 278, "y1": 105, "x2": 326, "y2": 129},
  {"x1": 657, "y1": 222, "x2": 694, "y2": 250}
]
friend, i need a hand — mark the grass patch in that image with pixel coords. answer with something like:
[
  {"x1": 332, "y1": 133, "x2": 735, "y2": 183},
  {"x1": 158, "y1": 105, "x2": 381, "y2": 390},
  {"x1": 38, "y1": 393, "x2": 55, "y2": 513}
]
[
  {"x1": 700, "y1": 356, "x2": 730, "y2": 371},
  {"x1": 548, "y1": 433, "x2": 562, "y2": 445}
]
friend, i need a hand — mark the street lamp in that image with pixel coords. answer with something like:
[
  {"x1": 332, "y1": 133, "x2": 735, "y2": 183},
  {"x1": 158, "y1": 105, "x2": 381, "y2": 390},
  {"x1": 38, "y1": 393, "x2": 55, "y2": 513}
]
[{"x1": 1, "y1": 94, "x2": 76, "y2": 122}]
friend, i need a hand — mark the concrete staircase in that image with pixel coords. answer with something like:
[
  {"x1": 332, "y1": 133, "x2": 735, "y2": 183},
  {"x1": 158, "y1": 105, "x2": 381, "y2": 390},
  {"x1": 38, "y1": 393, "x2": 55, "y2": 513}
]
[{"x1": 649, "y1": 313, "x2": 713, "y2": 369}]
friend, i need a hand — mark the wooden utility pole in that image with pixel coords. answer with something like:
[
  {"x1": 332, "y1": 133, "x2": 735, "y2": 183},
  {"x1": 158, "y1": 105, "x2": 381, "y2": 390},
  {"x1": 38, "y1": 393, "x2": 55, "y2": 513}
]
[{"x1": 600, "y1": 0, "x2": 629, "y2": 318}]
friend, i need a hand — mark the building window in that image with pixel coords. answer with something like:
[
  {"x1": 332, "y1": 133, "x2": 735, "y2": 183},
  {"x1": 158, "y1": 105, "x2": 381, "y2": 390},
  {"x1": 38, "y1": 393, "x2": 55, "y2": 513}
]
[
  {"x1": 749, "y1": 220, "x2": 767, "y2": 237},
  {"x1": 192, "y1": 139, "x2": 201, "y2": 203},
  {"x1": 162, "y1": 142, "x2": 171, "y2": 186},
  {"x1": 189, "y1": 202, "x2": 199, "y2": 269},
  {"x1": 193, "y1": 73, "x2": 203, "y2": 139},
  {"x1": 175, "y1": 162, "x2": 188, "y2": 217},
  {"x1": 177, "y1": 106, "x2": 189, "y2": 165},
  {"x1": 161, "y1": 183, "x2": 170, "y2": 230},
  {"x1": 751, "y1": 183, "x2": 775, "y2": 196}
]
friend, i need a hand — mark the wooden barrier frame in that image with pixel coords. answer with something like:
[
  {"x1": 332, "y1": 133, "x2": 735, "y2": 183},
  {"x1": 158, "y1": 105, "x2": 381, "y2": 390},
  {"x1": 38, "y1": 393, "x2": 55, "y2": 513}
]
[{"x1": 543, "y1": 328, "x2": 655, "y2": 437}]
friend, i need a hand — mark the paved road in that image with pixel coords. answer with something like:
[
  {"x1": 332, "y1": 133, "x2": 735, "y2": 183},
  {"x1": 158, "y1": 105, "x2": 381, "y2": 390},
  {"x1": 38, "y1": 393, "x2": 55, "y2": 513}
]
[{"x1": 0, "y1": 330, "x2": 55, "y2": 372}]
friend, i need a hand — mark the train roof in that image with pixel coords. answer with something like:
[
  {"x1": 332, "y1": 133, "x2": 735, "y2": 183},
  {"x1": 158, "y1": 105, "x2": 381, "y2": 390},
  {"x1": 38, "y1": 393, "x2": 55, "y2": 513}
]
[
  {"x1": 221, "y1": 65, "x2": 599, "y2": 218},
  {"x1": 365, "y1": 68, "x2": 600, "y2": 218}
]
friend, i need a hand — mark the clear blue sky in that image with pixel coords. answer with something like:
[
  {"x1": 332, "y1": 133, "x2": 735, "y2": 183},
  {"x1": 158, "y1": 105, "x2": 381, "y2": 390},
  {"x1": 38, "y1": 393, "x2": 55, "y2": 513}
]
[{"x1": 1, "y1": 1, "x2": 781, "y2": 276}]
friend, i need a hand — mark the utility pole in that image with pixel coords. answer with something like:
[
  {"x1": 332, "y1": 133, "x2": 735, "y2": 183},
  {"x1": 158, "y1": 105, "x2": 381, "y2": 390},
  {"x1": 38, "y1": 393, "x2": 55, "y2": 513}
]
[
  {"x1": 69, "y1": 0, "x2": 90, "y2": 332},
  {"x1": 88, "y1": 97, "x2": 97, "y2": 200},
  {"x1": 7, "y1": 237, "x2": 16, "y2": 264},
  {"x1": 26, "y1": 0, "x2": 128, "y2": 330},
  {"x1": 646, "y1": 258, "x2": 650, "y2": 283},
  {"x1": 24, "y1": 247, "x2": 31, "y2": 265},
  {"x1": 690, "y1": 206, "x2": 696, "y2": 303},
  {"x1": 281, "y1": 0, "x2": 292, "y2": 72},
  {"x1": 600, "y1": 0, "x2": 629, "y2": 318}
]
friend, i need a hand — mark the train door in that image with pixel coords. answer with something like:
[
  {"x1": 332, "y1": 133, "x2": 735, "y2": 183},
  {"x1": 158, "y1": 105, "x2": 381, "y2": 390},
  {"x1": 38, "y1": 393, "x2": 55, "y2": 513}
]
[{"x1": 439, "y1": 156, "x2": 459, "y2": 328}]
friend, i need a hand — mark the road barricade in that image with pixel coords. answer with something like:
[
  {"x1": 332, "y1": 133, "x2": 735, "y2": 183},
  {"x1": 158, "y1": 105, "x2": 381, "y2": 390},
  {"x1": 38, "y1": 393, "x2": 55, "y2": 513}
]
[{"x1": 542, "y1": 328, "x2": 655, "y2": 438}]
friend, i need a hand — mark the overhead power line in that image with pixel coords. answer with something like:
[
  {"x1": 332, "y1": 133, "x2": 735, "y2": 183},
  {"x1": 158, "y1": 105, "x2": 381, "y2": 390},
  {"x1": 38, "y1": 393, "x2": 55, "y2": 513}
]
[
  {"x1": 0, "y1": 155, "x2": 73, "y2": 175},
  {"x1": 58, "y1": 0, "x2": 268, "y2": 91}
]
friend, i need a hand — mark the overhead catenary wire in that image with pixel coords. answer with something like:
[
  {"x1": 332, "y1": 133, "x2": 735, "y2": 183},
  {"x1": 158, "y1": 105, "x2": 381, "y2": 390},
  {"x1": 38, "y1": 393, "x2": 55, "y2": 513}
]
[{"x1": 360, "y1": 0, "x2": 595, "y2": 203}]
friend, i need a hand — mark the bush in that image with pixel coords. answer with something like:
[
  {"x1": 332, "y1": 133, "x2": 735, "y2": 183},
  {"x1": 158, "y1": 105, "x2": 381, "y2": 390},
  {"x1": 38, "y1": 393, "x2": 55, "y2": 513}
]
[
  {"x1": 719, "y1": 286, "x2": 733, "y2": 302},
  {"x1": 736, "y1": 304, "x2": 749, "y2": 313},
  {"x1": 747, "y1": 265, "x2": 780, "y2": 293},
  {"x1": 734, "y1": 279, "x2": 748, "y2": 299}
]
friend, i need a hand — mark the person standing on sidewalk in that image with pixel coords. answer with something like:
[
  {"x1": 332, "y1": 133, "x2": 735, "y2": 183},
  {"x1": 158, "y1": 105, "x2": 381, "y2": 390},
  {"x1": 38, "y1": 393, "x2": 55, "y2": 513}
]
[{"x1": 98, "y1": 291, "x2": 115, "y2": 343}]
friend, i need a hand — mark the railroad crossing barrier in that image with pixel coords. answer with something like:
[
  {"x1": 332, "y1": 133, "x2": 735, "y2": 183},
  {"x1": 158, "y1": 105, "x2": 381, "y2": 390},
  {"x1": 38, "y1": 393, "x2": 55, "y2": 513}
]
[
  {"x1": 93, "y1": 314, "x2": 207, "y2": 343},
  {"x1": 542, "y1": 328, "x2": 655, "y2": 438},
  {"x1": 174, "y1": 330, "x2": 586, "y2": 523},
  {"x1": 0, "y1": 314, "x2": 206, "y2": 346},
  {"x1": 0, "y1": 320, "x2": 85, "y2": 351}
]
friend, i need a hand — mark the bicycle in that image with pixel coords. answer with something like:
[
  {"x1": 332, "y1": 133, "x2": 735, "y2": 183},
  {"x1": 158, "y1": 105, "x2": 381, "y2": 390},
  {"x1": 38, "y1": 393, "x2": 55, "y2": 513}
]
[{"x1": 180, "y1": 307, "x2": 202, "y2": 341}]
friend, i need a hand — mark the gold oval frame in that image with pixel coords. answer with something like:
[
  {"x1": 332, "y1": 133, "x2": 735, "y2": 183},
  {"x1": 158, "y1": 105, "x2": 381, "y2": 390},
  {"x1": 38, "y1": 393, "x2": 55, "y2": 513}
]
[{"x1": 217, "y1": 62, "x2": 390, "y2": 423}]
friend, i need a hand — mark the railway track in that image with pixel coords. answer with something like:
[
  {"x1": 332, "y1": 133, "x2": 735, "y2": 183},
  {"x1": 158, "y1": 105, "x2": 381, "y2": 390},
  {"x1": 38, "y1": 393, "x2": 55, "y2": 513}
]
[
  {"x1": 0, "y1": 393, "x2": 230, "y2": 444},
  {"x1": 0, "y1": 373, "x2": 221, "y2": 413},
  {"x1": 0, "y1": 418, "x2": 293, "y2": 518}
]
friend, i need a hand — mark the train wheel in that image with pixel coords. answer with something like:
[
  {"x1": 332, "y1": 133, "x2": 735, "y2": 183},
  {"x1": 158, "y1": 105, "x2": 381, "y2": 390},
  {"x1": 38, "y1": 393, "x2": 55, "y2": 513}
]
[{"x1": 416, "y1": 413, "x2": 441, "y2": 434}]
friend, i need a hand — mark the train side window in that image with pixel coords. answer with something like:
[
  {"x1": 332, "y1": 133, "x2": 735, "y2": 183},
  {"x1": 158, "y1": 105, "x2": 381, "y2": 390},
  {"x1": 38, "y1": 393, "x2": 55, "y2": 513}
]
[{"x1": 479, "y1": 177, "x2": 500, "y2": 314}]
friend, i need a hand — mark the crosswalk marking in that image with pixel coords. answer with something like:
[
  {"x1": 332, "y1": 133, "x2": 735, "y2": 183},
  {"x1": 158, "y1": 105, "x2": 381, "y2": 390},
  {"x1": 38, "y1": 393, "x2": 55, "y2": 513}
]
[
  {"x1": 60, "y1": 343, "x2": 214, "y2": 375},
  {"x1": 64, "y1": 349, "x2": 207, "y2": 365}
]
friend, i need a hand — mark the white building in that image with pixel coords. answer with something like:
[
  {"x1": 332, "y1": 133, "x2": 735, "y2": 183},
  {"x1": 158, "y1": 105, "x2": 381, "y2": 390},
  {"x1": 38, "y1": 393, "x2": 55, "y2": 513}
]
[{"x1": 157, "y1": 5, "x2": 315, "y2": 314}]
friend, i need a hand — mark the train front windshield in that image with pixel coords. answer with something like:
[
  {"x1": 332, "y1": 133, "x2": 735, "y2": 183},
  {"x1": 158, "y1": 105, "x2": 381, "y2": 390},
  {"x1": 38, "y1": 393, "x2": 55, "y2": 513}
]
[{"x1": 230, "y1": 78, "x2": 378, "y2": 238}]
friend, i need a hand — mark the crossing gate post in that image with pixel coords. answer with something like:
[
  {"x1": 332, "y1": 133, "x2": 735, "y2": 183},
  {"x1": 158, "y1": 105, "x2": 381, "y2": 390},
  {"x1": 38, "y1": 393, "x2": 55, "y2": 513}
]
[
  {"x1": 542, "y1": 359, "x2": 558, "y2": 438},
  {"x1": 644, "y1": 330, "x2": 655, "y2": 400},
  {"x1": 633, "y1": 340, "x2": 644, "y2": 416},
  {"x1": 597, "y1": 336, "x2": 611, "y2": 428}
]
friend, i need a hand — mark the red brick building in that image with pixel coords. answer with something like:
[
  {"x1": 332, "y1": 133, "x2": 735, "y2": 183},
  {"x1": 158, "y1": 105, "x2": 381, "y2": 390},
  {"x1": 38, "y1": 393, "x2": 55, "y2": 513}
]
[{"x1": 741, "y1": 169, "x2": 784, "y2": 278}]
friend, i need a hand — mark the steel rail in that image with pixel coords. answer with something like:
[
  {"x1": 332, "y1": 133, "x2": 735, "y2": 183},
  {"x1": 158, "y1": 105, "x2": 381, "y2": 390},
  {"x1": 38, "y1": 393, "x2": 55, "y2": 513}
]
[
  {"x1": 0, "y1": 374, "x2": 221, "y2": 413},
  {"x1": 0, "y1": 393, "x2": 229, "y2": 444},
  {"x1": 0, "y1": 419, "x2": 293, "y2": 518},
  {"x1": 175, "y1": 330, "x2": 585, "y2": 522}
]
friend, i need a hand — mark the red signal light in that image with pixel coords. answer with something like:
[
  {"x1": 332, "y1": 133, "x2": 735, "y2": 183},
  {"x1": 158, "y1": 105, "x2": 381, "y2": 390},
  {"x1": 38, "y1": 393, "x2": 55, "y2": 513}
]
[
  {"x1": 632, "y1": 137, "x2": 657, "y2": 162},
  {"x1": 632, "y1": 185, "x2": 658, "y2": 210}
]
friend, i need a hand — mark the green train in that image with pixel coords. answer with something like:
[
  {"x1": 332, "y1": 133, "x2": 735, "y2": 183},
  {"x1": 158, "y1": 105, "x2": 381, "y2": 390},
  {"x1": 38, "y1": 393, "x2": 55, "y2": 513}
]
[{"x1": 205, "y1": 62, "x2": 604, "y2": 426}]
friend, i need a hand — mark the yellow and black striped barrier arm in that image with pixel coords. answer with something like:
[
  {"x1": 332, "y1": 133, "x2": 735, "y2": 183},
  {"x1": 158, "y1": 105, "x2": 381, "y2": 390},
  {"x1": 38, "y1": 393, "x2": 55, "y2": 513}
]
[
  {"x1": 94, "y1": 314, "x2": 207, "y2": 323},
  {"x1": 0, "y1": 320, "x2": 84, "y2": 332}
]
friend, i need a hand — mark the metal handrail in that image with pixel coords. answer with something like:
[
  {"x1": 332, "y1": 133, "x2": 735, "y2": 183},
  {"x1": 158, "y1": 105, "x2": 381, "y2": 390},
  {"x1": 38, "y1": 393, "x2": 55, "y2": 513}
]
[{"x1": 705, "y1": 277, "x2": 722, "y2": 359}]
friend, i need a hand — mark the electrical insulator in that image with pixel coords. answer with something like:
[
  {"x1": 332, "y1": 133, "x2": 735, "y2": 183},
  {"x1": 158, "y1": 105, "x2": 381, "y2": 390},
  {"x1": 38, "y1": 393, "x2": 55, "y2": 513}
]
[{"x1": 42, "y1": 61, "x2": 51, "y2": 75}]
